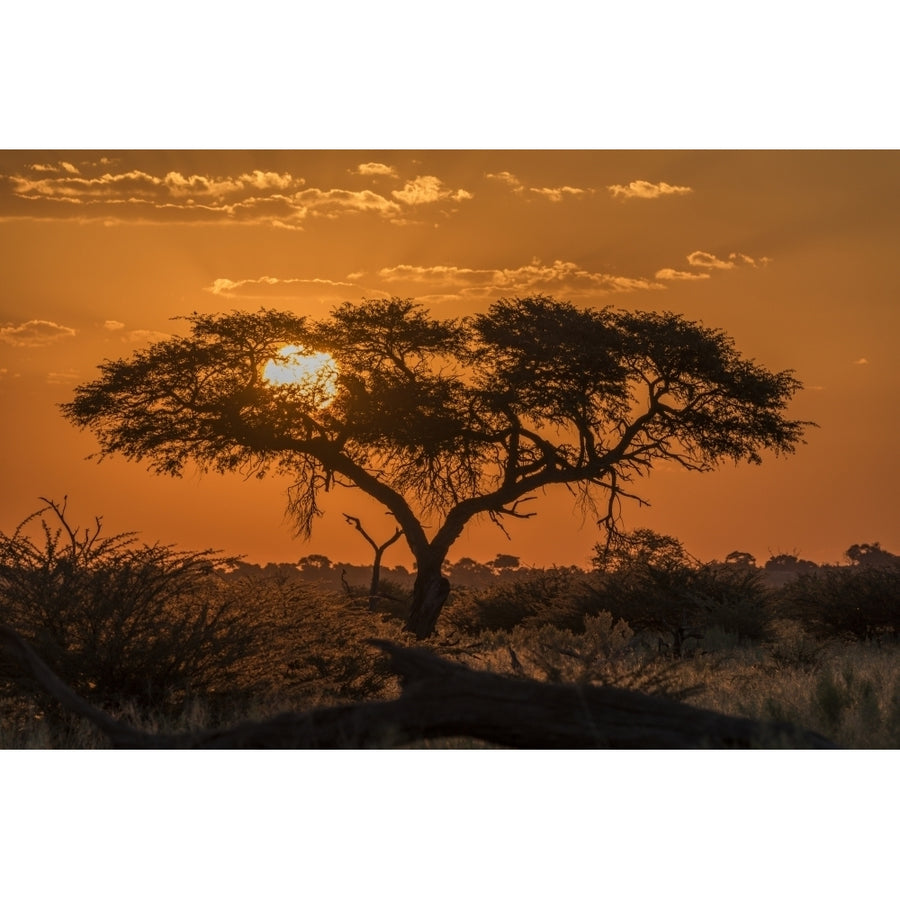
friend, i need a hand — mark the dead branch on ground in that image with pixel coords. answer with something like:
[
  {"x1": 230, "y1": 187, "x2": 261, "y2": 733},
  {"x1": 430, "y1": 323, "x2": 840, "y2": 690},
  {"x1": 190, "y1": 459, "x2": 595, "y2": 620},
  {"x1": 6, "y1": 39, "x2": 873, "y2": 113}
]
[{"x1": 0, "y1": 625, "x2": 837, "y2": 749}]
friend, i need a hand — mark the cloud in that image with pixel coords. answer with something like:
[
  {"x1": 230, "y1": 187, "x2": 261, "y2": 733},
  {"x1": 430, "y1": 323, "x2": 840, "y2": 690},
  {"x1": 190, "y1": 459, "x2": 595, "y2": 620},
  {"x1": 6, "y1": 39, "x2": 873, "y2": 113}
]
[
  {"x1": 485, "y1": 171, "x2": 524, "y2": 191},
  {"x1": 163, "y1": 169, "x2": 295, "y2": 196},
  {"x1": 46, "y1": 369, "x2": 80, "y2": 384},
  {"x1": 292, "y1": 187, "x2": 401, "y2": 218},
  {"x1": 354, "y1": 162, "x2": 398, "y2": 178},
  {"x1": 655, "y1": 268, "x2": 711, "y2": 281},
  {"x1": 529, "y1": 186, "x2": 588, "y2": 202},
  {"x1": 486, "y1": 172, "x2": 591, "y2": 202},
  {"x1": 376, "y1": 257, "x2": 664, "y2": 302},
  {"x1": 12, "y1": 169, "x2": 173, "y2": 203},
  {"x1": 687, "y1": 250, "x2": 771, "y2": 270},
  {"x1": 730, "y1": 252, "x2": 772, "y2": 267},
  {"x1": 852, "y1": 357, "x2": 869, "y2": 365},
  {"x1": 125, "y1": 329, "x2": 172, "y2": 343},
  {"x1": 103, "y1": 320, "x2": 126, "y2": 331},
  {"x1": 4, "y1": 160, "x2": 474, "y2": 228},
  {"x1": 687, "y1": 251, "x2": 735, "y2": 270},
  {"x1": 608, "y1": 180, "x2": 693, "y2": 200},
  {"x1": 205, "y1": 275, "x2": 367, "y2": 302},
  {"x1": 8, "y1": 165, "x2": 304, "y2": 221},
  {"x1": 208, "y1": 255, "x2": 672, "y2": 310},
  {"x1": 0, "y1": 319, "x2": 76, "y2": 347},
  {"x1": 204, "y1": 272, "x2": 380, "y2": 304},
  {"x1": 391, "y1": 175, "x2": 473, "y2": 206}
]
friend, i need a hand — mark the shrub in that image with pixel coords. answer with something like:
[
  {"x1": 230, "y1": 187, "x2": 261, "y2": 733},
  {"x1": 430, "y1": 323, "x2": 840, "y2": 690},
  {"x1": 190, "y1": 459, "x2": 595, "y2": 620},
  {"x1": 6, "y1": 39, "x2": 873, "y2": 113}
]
[
  {"x1": 690, "y1": 563, "x2": 772, "y2": 641},
  {"x1": 443, "y1": 567, "x2": 589, "y2": 634},
  {"x1": 507, "y1": 612, "x2": 635, "y2": 684},
  {"x1": 0, "y1": 499, "x2": 258, "y2": 712},
  {"x1": 214, "y1": 571, "x2": 403, "y2": 705},
  {"x1": 587, "y1": 532, "x2": 772, "y2": 655},
  {"x1": 777, "y1": 566, "x2": 900, "y2": 641}
]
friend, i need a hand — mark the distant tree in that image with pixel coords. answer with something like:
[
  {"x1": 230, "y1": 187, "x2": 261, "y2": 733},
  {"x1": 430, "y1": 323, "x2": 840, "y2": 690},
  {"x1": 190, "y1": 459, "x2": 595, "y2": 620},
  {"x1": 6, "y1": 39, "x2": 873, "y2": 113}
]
[
  {"x1": 62, "y1": 296, "x2": 810, "y2": 638},
  {"x1": 765, "y1": 553, "x2": 818, "y2": 571},
  {"x1": 489, "y1": 553, "x2": 522, "y2": 572},
  {"x1": 446, "y1": 557, "x2": 494, "y2": 588},
  {"x1": 595, "y1": 527, "x2": 696, "y2": 573},
  {"x1": 724, "y1": 550, "x2": 757, "y2": 568},
  {"x1": 845, "y1": 542, "x2": 899, "y2": 569},
  {"x1": 297, "y1": 554, "x2": 332, "y2": 573},
  {"x1": 343, "y1": 513, "x2": 404, "y2": 607}
]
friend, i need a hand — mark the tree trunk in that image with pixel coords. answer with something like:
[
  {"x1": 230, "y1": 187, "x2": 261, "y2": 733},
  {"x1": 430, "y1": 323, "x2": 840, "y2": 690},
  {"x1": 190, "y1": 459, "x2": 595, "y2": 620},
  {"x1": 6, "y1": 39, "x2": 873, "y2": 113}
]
[
  {"x1": 405, "y1": 559, "x2": 450, "y2": 639},
  {"x1": 368, "y1": 546, "x2": 385, "y2": 609}
]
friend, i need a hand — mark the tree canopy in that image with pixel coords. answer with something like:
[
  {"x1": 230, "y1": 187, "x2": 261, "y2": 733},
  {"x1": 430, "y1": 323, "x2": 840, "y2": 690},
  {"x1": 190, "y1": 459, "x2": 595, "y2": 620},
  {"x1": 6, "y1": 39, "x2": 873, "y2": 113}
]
[{"x1": 62, "y1": 295, "x2": 811, "y2": 637}]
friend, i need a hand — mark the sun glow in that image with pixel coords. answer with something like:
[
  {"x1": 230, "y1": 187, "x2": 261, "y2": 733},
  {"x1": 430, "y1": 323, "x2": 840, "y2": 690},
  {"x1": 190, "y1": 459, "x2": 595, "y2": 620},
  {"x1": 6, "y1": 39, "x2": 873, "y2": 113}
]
[{"x1": 262, "y1": 344, "x2": 338, "y2": 406}]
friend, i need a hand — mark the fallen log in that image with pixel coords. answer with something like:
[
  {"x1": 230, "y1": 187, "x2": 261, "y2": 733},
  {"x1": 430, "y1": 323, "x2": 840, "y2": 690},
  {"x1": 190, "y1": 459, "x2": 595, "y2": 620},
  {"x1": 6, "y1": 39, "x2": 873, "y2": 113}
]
[{"x1": 0, "y1": 625, "x2": 837, "y2": 749}]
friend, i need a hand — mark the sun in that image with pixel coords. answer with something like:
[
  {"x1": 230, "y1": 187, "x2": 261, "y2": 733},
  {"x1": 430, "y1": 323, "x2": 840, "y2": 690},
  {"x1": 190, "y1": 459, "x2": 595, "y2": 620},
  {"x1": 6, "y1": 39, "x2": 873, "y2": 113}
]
[{"x1": 262, "y1": 344, "x2": 338, "y2": 406}]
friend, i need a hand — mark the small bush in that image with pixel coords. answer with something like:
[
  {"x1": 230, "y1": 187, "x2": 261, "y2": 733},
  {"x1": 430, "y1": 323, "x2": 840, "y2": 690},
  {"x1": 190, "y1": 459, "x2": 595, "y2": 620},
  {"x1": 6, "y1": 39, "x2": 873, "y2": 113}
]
[
  {"x1": 444, "y1": 567, "x2": 590, "y2": 634},
  {"x1": 691, "y1": 564, "x2": 772, "y2": 642},
  {"x1": 0, "y1": 499, "x2": 259, "y2": 712},
  {"x1": 584, "y1": 565, "x2": 770, "y2": 657},
  {"x1": 214, "y1": 572, "x2": 403, "y2": 705},
  {"x1": 507, "y1": 611, "x2": 635, "y2": 684},
  {"x1": 777, "y1": 566, "x2": 900, "y2": 641}
]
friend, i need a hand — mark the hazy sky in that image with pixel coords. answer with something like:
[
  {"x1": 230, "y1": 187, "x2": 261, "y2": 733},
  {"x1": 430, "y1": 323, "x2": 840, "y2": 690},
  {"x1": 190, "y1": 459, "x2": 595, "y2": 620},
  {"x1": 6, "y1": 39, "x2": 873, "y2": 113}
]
[{"x1": 1, "y1": 150, "x2": 897, "y2": 568}]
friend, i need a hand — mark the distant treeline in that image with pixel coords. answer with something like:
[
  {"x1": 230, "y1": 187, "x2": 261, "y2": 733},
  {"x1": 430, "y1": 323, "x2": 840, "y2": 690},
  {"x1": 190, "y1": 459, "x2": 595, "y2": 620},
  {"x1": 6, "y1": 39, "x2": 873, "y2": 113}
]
[{"x1": 221, "y1": 540, "x2": 900, "y2": 592}]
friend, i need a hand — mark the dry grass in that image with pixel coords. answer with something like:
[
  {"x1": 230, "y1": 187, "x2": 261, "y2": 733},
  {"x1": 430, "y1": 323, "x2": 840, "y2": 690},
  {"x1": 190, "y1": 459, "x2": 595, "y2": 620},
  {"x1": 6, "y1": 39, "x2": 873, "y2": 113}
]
[
  {"x1": 692, "y1": 641, "x2": 900, "y2": 749},
  {"x1": 5, "y1": 624, "x2": 897, "y2": 749}
]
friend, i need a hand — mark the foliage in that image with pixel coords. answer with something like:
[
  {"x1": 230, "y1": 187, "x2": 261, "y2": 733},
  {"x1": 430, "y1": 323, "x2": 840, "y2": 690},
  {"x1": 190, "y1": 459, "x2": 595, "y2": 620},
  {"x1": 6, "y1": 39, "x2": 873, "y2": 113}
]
[
  {"x1": 762, "y1": 552, "x2": 820, "y2": 588},
  {"x1": 61, "y1": 295, "x2": 811, "y2": 637},
  {"x1": 589, "y1": 529, "x2": 771, "y2": 654},
  {"x1": 776, "y1": 565, "x2": 900, "y2": 641},
  {"x1": 213, "y1": 568, "x2": 404, "y2": 705},
  {"x1": 0, "y1": 499, "x2": 255, "y2": 712},
  {"x1": 497, "y1": 613, "x2": 636, "y2": 683},
  {"x1": 444, "y1": 567, "x2": 592, "y2": 634},
  {"x1": 845, "y1": 542, "x2": 900, "y2": 569}
]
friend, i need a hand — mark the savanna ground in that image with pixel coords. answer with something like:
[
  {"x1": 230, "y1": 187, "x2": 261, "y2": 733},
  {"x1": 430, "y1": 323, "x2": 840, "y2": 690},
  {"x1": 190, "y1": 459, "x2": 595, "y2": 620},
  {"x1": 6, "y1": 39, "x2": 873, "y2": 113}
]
[{"x1": 1, "y1": 504, "x2": 898, "y2": 749}]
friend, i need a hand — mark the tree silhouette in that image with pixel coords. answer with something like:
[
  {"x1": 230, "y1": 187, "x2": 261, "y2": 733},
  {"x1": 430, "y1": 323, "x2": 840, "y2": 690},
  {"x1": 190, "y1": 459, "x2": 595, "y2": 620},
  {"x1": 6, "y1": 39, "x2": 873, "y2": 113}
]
[
  {"x1": 845, "y1": 542, "x2": 899, "y2": 569},
  {"x1": 724, "y1": 550, "x2": 757, "y2": 568},
  {"x1": 62, "y1": 296, "x2": 811, "y2": 638},
  {"x1": 342, "y1": 513, "x2": 404, "y2": 607}
]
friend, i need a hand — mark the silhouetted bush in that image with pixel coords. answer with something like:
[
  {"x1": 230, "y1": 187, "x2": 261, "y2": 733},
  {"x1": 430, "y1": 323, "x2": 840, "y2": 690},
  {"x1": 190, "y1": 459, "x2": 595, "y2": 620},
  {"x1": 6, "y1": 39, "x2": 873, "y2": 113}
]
[
  {"x1": 483, "y1": 612, "x2": 636, "y2": 684},
  {"x1": 691, "y1": 564, "x2": 772, "y2": 641},
  {"x1": 587, "y1": 531, "x2": 772, "y2": 655},
  {"x1": 0, "y1": 500, "x2": 258, "y2": 712},
  {"x1": 214, "y1": 570, "x2": 403, "y2": 704},
  {"x1": 777, "y1": 566, "x2": 900, "y2": 641},
  {"x1": 444, "y1": 567, "x2": 591, "y2": 634}
]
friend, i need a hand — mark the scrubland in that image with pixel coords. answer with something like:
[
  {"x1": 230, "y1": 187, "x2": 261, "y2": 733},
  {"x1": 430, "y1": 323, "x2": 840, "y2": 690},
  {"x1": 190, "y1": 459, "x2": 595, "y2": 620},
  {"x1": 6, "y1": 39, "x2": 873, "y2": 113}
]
[{"x1": 1, "y1": 507, "x2": 898, "y2": 749}]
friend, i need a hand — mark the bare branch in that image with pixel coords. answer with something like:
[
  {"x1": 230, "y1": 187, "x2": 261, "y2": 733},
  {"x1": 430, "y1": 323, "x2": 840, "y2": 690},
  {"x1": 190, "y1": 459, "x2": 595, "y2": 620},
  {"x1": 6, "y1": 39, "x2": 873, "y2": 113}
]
[{"x1": 343, "y1": 513, "x2": 403, "y2": 554}]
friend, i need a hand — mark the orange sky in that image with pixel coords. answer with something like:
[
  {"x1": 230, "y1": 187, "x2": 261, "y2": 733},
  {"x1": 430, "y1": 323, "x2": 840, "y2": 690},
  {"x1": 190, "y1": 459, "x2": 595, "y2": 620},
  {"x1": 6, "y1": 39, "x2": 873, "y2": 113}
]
[{"x1": 1, "y1": 150, "x2": 898, "y2": 570}]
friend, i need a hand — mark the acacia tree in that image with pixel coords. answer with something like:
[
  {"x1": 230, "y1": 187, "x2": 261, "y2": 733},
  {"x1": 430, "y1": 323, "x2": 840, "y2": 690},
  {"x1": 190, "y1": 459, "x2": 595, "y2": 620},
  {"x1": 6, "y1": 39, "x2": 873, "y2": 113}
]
[{"x1": 62, "y1": 296, "x2": 810, "y2": 638}]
